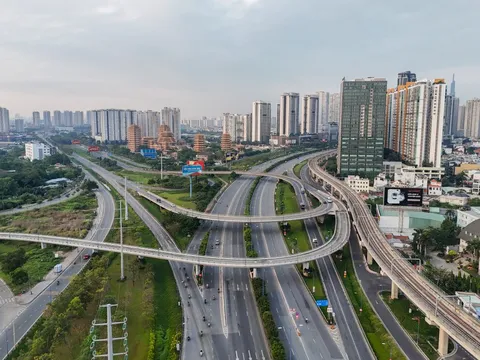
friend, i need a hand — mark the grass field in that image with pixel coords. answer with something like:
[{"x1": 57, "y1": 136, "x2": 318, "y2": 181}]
[
  {"x1": 0, "y1": 192, "x2": 97, "y2": 238},
  {"x1": 293, "y1": 160, "x2": 307, "y2": 178},
  {"x1": 52, "y1": 187, "x2": 182, "y2": 360},
  {"x1": 381, "y1": 293, "x2": 452, "y2": 360},
  {"x1": 116, "y1": 169, "x2": 160, "y2": 185},
  {"x1": 152, "y1": 190, "x2": 197, "y2": 210},
  {"x1": 333, "y1": 245, "x2": 406, "y2": 360}
]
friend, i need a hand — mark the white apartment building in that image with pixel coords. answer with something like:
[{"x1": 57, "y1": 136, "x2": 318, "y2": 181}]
[
  {"x1": 43, "y1": 111, "x2": 51, "y2": 128},
  {"x1": 73, "y1": 111, "x2": 84, "y2": 126},
  {"x1": 242, "y1": 114, "x2": 252, "y2": 142},
  {"x1": 25, "y1": 142, "x2": 51, "y2": 161},
  {"x1": 252, "y1": 101, "x2": 271, "y2": 144},
  {"x1": 301, "y1": 95, "x2": 319, "y2": 134},
  {"x1": 345, "y1": 175, "x2": 370, "y2": 193},
  {"x1": 385, "y1": 79, "x2": 446, "y2": 167},
  {"x1": 53, "y1": 111, "x2": 62, "y2": 127},
  {"x1": 397, "y1": 166, "x2": 445, "y2": 185},
  {"x1": 465, "y1": 99, "x2": 480, "y2": 139},
  {"x1": 328, "y1": 93, "x2": 340, "y2": 123},
  {"x1": 32, "y1": 111, "x2": 40, "y2": 127},
  {"x1": 223, "y1": 113, "x2": 243, "y2": 143},
  {"x1": 457, "y1": 207, "x2": 480, "y2": 228},
  {"x1": 161, "y1": 107, "x2": 181, "y2": 141},
  {"x1": 317, "y1": 91, "x2": 329, "y2": 133},
  {"x1": 278, "y1": 93, "x2": 299, "y2": 136},
  {"x1": 0, "y1": 107, "x2": 10, "y2": 133}
]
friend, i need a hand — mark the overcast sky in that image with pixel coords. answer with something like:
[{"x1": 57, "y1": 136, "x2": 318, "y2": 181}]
[{"x1": 1, "y1": 0, "x2": 479, "y2": 118}]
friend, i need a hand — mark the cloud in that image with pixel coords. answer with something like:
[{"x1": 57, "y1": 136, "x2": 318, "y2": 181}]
[{"x1": 1, "y1": 0, "x2": 479, "y2": 117}]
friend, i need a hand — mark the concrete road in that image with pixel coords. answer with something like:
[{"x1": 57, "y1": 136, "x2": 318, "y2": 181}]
[
  {"x1": 251, "y1": 174, "x2": 344, "y2": 359},
  {"x1": 0, "y1": 170, "x2": 115, "y2": 360}
]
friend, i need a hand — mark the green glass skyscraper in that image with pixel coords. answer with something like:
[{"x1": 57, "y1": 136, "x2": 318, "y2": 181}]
[{"x1": 337, "y1": 77, "x2": 387, "y2": 177}]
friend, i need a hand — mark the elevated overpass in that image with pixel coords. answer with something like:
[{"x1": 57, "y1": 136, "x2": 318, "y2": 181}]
[
  {"x1": 307, "y1": 158, "x2": 480, "y2": 358},
  {"x1": 0, "y1": 209, "x2": 348, "y2": 267}
]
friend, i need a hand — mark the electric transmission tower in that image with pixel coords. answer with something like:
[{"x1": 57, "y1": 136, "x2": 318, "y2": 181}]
[{"x1": 90, "y1": 304, "x2": 128, "y2": 360}]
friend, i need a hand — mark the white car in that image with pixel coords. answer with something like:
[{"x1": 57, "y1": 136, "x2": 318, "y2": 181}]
[{"x1": 312, "y1": 238, "x2": 318, "y2": 244}]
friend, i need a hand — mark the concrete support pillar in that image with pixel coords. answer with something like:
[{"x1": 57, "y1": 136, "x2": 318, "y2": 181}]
[
  {"x1": 366, "y1": 251, "x2": 373, "y2": 266},
  {"x1": 438, "y1": 327, "x2": 449, "y2": 356},
  {"x1": 390, "y1": 281, "x2": 399, "y2": 300},
  {"x1": 193, "y1": 264, "x2": 200, "y2": 276},
  {"x1": 41, "y1": 242, "x2": 46, "y2": 249}
]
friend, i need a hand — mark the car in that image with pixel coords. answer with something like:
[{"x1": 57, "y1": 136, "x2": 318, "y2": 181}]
[
  {"x1": 215, "y1": 239, "x2": 220, "y2": 245},
  {"x1": 83, "y1": 254, "x2": 91, "y2": 260},
  {"x1": 312, "y1": 238, "x2": 318, "y2": 244}
]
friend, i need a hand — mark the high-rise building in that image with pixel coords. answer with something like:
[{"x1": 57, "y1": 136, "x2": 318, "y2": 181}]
[
  {"x1": 338, "y1": 77, "x2": 387, "y2": 177},
  {"x1": 397, "y1": 71, "x2": 417, "y2": 86},
  {"x1": 385, "y1": 79, "x2": 446, "y2": 167},
  {"x1": 278, "y1": 93, "x2": 300, "y2": 136},
  {"x1": 74, "y1": 111, "x2": 84, "y2": 126},
  {"x1": 43, "y1": 111, "x2": 51, "y2": 128},
  {"x1": 276, "y1": 104, "x2": 280, "y2": 135},
  {"x1": 32, "y1": 111, "x2": 40, "y2": 127},
  {"x1": 53, "y1": 111, "x2": 62, "y2": 127},
  {"x1": 25, "y1": 142, "x2": 51, "y2": 161},
  {"x1": 64, "y1": 111, "x2": 73, "y2": 126},
  {"x1": 464, "y1": 99, "x2": 480, "y2": 139},
  {"x1": 444, "y1": 75, "x2": 459, "y2": 137},
  {"x1": 86, "y1": 111, "x2": 96, "y2": 127},
  {"x1": 328, "y1": 93, "x2": 341, "y2": 123},
  {"x1": 15, "y1": 118, "x2": 24, "y2": 132},
  {"x1": 91, "y1": 109, "x2": 135, "y2": 143},
  {"x1": 317, "y1": 91, "x2": 329, "y2": 133},
  {"x1": 242, "y1": 114, "x2": 252, "y2": 143},
  {"x1": 223, "y1": 113, "x2": 243, "y2": 143},
  {"x1": 457, "y1": 105, "x2": 466, "y2": 137},
  {"x1": 127, "y1": 124, "x2": 141, "y2": 153},
  {"x1": 252, "y1": 101, "x2": 271, "y2": 143},
  {"x1": 301, "y1": 94, "x2": 319, "y2": 134},
  {"x1": 0, "y1": 107, "x2": 10, "y2": 134},
  {"x1": 193, "y1": 134, "x2": 206, "y2": 153},
  {"x1": 161, "y1": 107, "x2": 181, "y2": 141}
]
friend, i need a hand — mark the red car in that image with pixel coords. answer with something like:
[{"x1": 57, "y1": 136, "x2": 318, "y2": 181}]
[{"x1": 83, "y1": 254, "x2": 91, "y2": 260}]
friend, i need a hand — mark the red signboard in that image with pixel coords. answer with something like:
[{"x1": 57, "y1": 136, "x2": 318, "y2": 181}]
[
  {"x1": 71, "y1": 139, "x2": 81, "y2": 144},
  {"x1": 187, "y1": 160, "x2": 205, "y2": 170},
  {"x1": 88, "y1": 146, "x2": 100, "y2": 152}
]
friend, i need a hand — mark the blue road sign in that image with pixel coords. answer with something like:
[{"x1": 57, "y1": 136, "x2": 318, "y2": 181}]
[
  {"x1": 316, "y1": 299, "x2": 329, "y2": 307},
  {"x1": 140, "y1": 149, "x2": 157, "y2": 159},
  {"x1": 182, "y1": 165, "x2": 203, "y2": 176}
]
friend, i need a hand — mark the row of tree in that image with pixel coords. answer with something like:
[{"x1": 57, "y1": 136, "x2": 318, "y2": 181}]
[{"x1": 423, "y1": 263, "x2": 480, "y2": 294}]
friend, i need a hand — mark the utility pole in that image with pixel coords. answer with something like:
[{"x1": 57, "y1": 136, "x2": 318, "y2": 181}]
[
  {"x1": 124, "y1": 177, "x2": 128, "y2": 221},
  {"x1": 119, "y1": 201, "x2": 125, "y2": 281},
  {"x1": 160, "y1": 151, "x2": 164, "y2": 180},
  {"x1": 189, "y1": 175, "x2": 193, "y2": 198},
  {"x1": 90, "y1": 304, "x2": 128, "y2": 360}
]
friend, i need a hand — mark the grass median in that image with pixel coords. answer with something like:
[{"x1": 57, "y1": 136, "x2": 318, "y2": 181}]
[
  {"x1": 275, "y1": 180, "x2": 329, "y2": 318},
  {"x1": 293, "y1": 160, "x2": 307, "y2": 178},
  {"x1": 333, "y1": 245, "x2": 406, "y2": 360}
]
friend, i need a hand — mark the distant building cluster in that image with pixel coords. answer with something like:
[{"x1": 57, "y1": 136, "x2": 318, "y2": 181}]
[{"x1": 90, "y1": 107, "x2": 181, "y2": 144}]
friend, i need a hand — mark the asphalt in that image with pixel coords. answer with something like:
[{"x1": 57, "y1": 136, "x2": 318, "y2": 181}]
[{"x1": 0, "y1": 170, "x2": 115, "y2": 360}]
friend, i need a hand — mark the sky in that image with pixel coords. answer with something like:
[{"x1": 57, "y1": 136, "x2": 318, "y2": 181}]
[{"x1": 1, "y1": 0, "x2": 480, "y2": 119}]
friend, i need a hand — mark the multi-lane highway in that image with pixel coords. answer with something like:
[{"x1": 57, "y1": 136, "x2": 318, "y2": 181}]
[
  {"x1": 308, "y1": 158, "x2": 480, "y2": 359},
  {"x1": 0, "y1": 170, "x2": 115, "y2": 360}
]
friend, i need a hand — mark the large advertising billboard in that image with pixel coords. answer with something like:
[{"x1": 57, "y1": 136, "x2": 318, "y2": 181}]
[
  {"x1": 383, "y1": 187, "x2": 423, "y2": 207},
  {"x1": 88, "y1": 146, "x2": 100, "y2": 152}
]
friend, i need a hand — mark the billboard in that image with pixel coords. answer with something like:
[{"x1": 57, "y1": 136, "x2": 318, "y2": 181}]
[
  {"x1": 187, "y1": 160, "x2": 205, "y2": 170},
  {"x1": 71, "y1": 139, "x2": 81, "y2": 145},
  {"x1": 140, "y1": 148, "x2": 157, "y2": 159},
  {"x1": 88, "y1": 146, "x2": 100, "y2": 152},
  {"x1": 383, "y1": 187, "x2": 423, "y2": 207},
  {"x1": 182, "y1": 165, "x2": 202, "y2": 176}
]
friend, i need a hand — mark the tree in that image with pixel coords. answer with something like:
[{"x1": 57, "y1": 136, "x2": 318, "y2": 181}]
[
  {"x1": 82, "y1": 180, "x2": 98, "y2": 191},
  {"x1": 466, "y1": 238, "x2": 480, "y2": 275},
  {"x1": 0, "y1": 248, "x2": 26, "y2": 273},
  {"x1": 66, "y1": 296, "x2": 85, "y2": 318},
  {"x1": 11, "y1": 268, "x2": 29, "y2": 285}
]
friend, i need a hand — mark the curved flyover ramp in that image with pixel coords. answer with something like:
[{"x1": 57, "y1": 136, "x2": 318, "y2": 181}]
[{"x1": 0, "y1": 211, "x2": 348, "y2": 268}]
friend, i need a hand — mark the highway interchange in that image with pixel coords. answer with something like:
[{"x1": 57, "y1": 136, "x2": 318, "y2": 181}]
[{"x1": 1, "y1": 145, "x2": 479, "y2": 360}]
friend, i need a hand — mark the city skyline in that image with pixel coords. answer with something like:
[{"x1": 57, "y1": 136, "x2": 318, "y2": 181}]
[{"x1": 1, "y1": 1, "x2": 479, "y2": 118}]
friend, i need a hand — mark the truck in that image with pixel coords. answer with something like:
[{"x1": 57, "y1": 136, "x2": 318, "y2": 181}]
[{"x1": 54, "y1": 264, "x2": 62, "y2": 273}]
